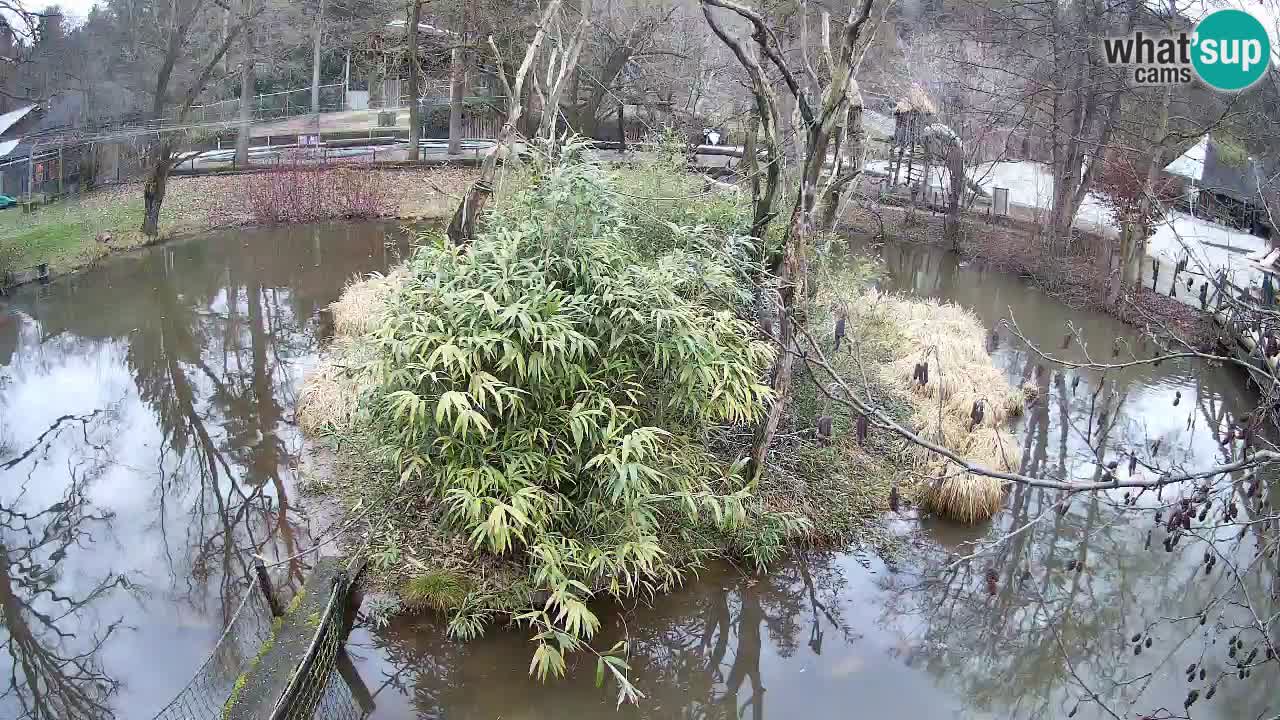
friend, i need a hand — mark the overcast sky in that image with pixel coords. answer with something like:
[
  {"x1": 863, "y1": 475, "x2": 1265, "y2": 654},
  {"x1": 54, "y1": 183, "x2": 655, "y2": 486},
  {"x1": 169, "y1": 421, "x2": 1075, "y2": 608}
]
[
  {"x1": 41, "y1": 0, "x2": 98, "y2": 24},
  {"x1": 24, "y1": 0, "x2": 1280, "y2": 64}
]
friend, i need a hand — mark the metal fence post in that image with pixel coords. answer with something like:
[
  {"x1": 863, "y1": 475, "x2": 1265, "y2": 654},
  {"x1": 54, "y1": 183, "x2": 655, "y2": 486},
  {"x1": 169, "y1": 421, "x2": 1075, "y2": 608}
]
[{"x1": 254, "y1": 555, "x2": 284, "y2": 617}]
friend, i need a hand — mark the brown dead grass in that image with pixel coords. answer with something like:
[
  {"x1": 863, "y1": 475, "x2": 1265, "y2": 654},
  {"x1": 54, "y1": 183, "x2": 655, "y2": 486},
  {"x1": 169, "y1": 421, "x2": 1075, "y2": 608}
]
[
  {"x1": 868, "y1": 288, "x2": 1021, "y2": 523},
  {"x1": 330, "y1": 269, "x2": 407, "y2": 336},
  {"x1": 297, "y1": 271, "x2": 407, "y2": 434}
]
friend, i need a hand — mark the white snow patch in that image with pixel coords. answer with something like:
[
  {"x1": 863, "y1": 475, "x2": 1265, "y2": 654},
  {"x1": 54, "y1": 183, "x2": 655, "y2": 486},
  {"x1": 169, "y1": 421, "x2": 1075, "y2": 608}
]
[
  {"x1": 1164, "y1": 135, "x2": 1207, "y2": 182},
  {"x1": 0, "y1": 139, "x2": 18, "y2": 158},
  {"x1": 0, "y1": 104, "x2": 35, "y2": 136},
  {"x1": 1146, "y1": 210, "x2": 1269, "y2": 287},
  {"x1": 866, "y1": 156, "x2": 1271, "y2": 287}
]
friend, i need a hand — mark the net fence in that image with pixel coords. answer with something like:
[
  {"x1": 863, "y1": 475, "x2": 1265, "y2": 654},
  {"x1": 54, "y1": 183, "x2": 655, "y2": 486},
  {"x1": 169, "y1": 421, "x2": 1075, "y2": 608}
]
[
  {"x1": 150, "y1": 579, "x2": 278, "y2": 720},
  {"x1": 149, "y1": 566, "x2": 370, "y2": 720},
  {"x1": 268, "y1": 573, "x2": 359, "y2": 720}
]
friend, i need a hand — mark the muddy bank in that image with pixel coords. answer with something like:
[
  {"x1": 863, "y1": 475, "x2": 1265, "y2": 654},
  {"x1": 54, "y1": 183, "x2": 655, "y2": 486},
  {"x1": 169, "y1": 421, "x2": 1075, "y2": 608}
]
[{"x1": 843, "y1": 200, "x2": 1212, "y2": 344}]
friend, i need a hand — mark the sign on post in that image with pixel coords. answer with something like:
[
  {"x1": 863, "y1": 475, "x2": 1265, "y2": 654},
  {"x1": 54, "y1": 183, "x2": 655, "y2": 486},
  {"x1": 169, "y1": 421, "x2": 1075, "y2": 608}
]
[{"x1": 993, "y1": 187, "x2": 1010, "y2": 217}]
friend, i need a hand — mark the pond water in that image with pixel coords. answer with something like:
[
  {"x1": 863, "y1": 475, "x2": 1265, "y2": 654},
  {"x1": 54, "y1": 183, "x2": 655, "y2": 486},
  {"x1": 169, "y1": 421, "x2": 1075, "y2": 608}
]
[
  {"x1": 0, "y1": 226, "x2": 1274, "y2": 720},
  {"x1": 0, "y1": 221, "x2": 411, "y2": 719}
]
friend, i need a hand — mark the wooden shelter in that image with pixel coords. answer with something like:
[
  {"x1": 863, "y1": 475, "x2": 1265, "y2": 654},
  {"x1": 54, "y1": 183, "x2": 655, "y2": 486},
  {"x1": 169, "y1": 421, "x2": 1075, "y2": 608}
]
[{"x1": 887, "y1": 86, "x2": 937, "y2": 188}]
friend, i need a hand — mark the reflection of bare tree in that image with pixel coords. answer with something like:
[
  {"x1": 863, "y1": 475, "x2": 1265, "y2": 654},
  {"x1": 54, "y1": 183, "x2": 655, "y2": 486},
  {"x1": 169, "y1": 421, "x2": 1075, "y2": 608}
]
[
  {"x1": 1, "y1": 448, "x2": 129, "y2": 719},
  {"x1": 359, "y1": 556, "x2": 856, "y2": 720},
  {"x1": 870, "y1": 239, "x2": 1280, "y2": 719},
  {"x1": 127, "y1": 260, "x2": 318, "y2": 621}
]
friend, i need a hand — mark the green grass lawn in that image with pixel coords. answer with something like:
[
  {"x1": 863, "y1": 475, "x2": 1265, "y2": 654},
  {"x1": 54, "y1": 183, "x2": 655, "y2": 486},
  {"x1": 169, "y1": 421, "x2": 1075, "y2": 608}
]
[
  {"x1": 0, "y1": 167, "x2": 473, "y2": 281},
  {"x1": 0, "y1": 185, "x2": 197, "y2": 278},
  {"x1": 0, "y1": 195, "x2": 143, "y2": 270}
]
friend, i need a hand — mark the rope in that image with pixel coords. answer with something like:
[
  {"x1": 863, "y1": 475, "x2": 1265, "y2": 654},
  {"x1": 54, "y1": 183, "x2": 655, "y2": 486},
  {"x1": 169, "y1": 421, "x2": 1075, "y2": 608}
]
[{"x1": 256, "y1": 508, "x2": 369, "y2": 570}]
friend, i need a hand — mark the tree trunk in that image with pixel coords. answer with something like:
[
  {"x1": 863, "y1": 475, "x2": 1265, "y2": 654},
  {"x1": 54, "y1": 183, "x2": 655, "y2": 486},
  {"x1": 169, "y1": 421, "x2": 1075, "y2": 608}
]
[
  {"x1": 142, "y1": 141, "x2": 175, "y2": 237},
  {"x1": 1047, "y1": 165, "x2": 1084, "y2": 263},
  {"x1": 945, "y1": 144, "x2": 964, "y2": 249},
  {"x1": 446, "y1": 127, "x2": 505, "y2": 245},
  {"x1": 749, "y1": 117, "x2": 834, "y2": 478},
  {"x1": 520, "y1": 71, "x2": 536, "y2": 136},
  {"x1": 447, "y1": 1, "x2": 561, "y2": 245},
  {"x1": 311, "y1": 0, "x2": 325, "y2": 121},
  {"x1": 749, "y1": 195, "x2": 811, "y2": 479},
  {"x1": 818, "y1": 93, "x2": 864, "y2": 233},
  {"x1": 743, "y1": 112, "x2": 761, "y2": 230},
  {"x1": 1114, "y1": 87, "x2": 1172, "y2": 300},
  {"x1": 447, "y1": 45, "x2": 464, "y2": 155},
  {"x1": 616, "y1": 102, "x2": 625, "y2": 151},
  {"x1": 406, "y1": 0, "x2": 422, "y2": 161},
  {"x1": 536, "y1": 0, "x2": 593, "y2": 142},
  {"x1": 235, "y1": 0, "x2": 256, "y2": 166}
]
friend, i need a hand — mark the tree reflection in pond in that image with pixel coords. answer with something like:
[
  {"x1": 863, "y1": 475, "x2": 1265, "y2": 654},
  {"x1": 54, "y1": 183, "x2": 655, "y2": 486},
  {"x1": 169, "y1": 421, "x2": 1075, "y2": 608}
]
[
  {"x1": 349, "y1": 554, "x2": 953, "y2": 720},
  {"x1": 0, "y1": 222, "x2": 412, "y2": 718},
  {"x1": 0, "y1": 410, "x2": 131, "y2": 720}
]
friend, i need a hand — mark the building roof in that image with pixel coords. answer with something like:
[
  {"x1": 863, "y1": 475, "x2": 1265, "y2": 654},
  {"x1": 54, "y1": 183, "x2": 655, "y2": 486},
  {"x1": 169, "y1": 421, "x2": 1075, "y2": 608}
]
[
  {"x1": 0, "y1": 104, "x2": 36, "y2": 136},
  {"x1": 862, "y1": 109, "x2": 895, "y2": 139},
  {"x1": 1163, "y1": 133, "x2": 1269, "y2": 206},
  {"x1": 1201, "y1": 139, "x2": 1263, "y2": 204},
  {"x1": 0, "y1": 95, "x2": 85, "y2": 162}
]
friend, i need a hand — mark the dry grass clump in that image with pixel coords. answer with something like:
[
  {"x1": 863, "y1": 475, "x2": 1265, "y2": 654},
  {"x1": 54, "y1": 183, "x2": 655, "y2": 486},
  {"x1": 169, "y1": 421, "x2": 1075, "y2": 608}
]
[
  {"x1": 867, "y1": 289, "x2": 1021, "y2": 524},
  {"x1": 1005, "y1": 388, "x2": 1027, "y2": 417},
  {"x1": 297, "y1": 270, "x2": 406, "y2": 433},
  {"x1": 924, "y1": 471, "x2": 1009, "y2": 525},
  {"x1": 331, "y1": 268, "x2": 407, "y2": 336},
  {"x1": 297, "y1": 336, "x2": 378, "y2": 433},
  {"x1": 880, "y1": 290, "x2": 1015, "y2": 429}
]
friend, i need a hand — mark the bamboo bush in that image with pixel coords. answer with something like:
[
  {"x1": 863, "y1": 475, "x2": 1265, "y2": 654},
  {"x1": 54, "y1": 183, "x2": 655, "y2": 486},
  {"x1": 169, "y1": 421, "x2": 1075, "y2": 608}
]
[{"x1": 363, "y1": 145, "x2": 800, "y2": 690}]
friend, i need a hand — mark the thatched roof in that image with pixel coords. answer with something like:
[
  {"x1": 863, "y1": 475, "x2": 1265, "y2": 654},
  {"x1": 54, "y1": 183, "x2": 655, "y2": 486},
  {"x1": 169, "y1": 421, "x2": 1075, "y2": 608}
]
[{"x1": 894, "y1": 86, "x2": 937, "y2": 116}]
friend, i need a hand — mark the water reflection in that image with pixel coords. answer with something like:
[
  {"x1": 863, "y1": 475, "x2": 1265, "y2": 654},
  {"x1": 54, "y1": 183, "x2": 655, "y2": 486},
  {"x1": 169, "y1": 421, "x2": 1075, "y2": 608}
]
[
  {"x1": 351, "y1": 553, "x2": 963, "y2": 720},
  {"x1": 0, "y1": 409, "x2": 129, "y2": 720},
  {"x1": 875, "y1": 242, "x2": 1279, "y2": 720},
  {"x1": 349, "y1": 240, "x2": 1276, "y2": 720},
  {"x1": 0, "y1": 222, "x2": 410, "y2": 718}
]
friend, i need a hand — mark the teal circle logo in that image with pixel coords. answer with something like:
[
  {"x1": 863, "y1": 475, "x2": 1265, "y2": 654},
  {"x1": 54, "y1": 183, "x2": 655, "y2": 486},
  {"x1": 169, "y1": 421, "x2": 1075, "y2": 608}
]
[{"x1": 1192, "y1": 9, "x2": 1271, "y2": 91}]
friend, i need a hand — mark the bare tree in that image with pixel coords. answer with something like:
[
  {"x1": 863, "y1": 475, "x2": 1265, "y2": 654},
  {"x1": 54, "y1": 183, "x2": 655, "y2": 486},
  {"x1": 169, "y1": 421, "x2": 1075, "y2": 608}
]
[
  {"x1": 565, "y1": 1, "x2": 681, "y2": 139},
  {"x1": 445, "y1": 0, "x2": 562, "y2": 245},
  {"x1": 123, "y1": 0, "x2": 261, "y2": 236},
  {"x1": 234, "y1": 0, "x2": 257, "y2": 166},
  {"x1": 532, "y1": 0, "x2": 594, "y2": 141},
  {"x1": 447, "y1": 43, "x2": 464, "y2": 155},
  {"x1": 406, "y1": 0, "x2": 422, "y2": 160},
  {"x1": 701, "y1": 0, "x2": 884, "y2": 478}
]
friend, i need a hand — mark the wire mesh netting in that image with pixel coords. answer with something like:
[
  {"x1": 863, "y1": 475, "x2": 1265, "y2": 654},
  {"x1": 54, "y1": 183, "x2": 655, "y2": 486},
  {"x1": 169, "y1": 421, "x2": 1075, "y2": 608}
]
[
  {"x1": 150, "y1": 579, "x2": 278, "y2": 720},
  {"x1": 150, "y1": 562, "x2": 369, "y2": 720},
  {"x1": 304, "y1": 658, "x2": 367, "y2": 720},
  {"x1": 268, "y1": 573, "x2": 359, "y2": 720}
]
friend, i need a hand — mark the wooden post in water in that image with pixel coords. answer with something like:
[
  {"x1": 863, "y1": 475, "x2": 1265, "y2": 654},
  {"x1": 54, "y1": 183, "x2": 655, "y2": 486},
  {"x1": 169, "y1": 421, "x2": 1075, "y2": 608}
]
[{"x1": 254, "y1": 555, "x2": 284, "y2": 616}]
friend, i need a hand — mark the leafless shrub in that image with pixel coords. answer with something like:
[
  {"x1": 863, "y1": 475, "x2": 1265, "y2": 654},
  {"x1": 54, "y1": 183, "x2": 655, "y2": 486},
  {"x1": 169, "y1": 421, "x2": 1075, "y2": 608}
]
[{"x1": 242, "y1": 161, "x2": 395, "y2": 224}]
